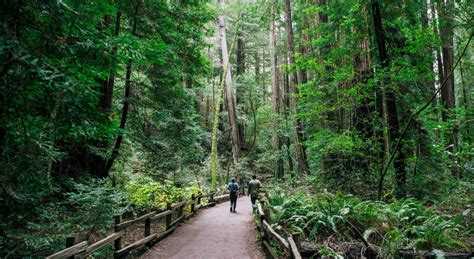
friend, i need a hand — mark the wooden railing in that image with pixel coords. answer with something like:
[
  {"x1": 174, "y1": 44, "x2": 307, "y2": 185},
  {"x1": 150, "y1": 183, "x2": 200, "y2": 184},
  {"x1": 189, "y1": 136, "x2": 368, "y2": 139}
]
[
  {"x1": 254, "y1": 191, "x2": 302, "y2": 259},
  {"x1": 47, "y1": 192, "x2": 231, "y2": 259}
]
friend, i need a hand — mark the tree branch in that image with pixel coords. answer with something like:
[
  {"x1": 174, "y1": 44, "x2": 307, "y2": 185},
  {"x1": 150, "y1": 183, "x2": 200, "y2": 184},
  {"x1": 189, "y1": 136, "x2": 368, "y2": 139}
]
[{"x1": 377, "y1": 33, "x2": 473, "y2": 200}]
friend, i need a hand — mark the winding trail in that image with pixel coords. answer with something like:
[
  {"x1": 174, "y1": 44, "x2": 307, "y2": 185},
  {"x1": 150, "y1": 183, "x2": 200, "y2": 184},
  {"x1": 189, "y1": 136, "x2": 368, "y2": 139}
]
[{"x1": 142, "y1": 196, "x2": 265, "y2": 259}]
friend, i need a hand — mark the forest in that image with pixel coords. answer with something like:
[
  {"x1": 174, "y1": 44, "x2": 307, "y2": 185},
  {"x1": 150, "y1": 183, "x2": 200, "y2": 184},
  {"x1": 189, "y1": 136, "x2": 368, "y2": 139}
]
[{"x1": 0, "y1": 0, "x2": 473, "y2": 258}]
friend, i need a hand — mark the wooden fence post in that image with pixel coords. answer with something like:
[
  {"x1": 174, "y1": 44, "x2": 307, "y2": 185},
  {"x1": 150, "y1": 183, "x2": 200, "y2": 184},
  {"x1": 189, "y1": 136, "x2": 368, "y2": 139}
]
[
  {"x1": 178, "y1": 203, "x2": 183, "y2": 218},
  {"x1": 145, "y1": 217, "x2": 151, "y2": 237},
  {"x1": 288, "y1": 235, "x2": 302, "y2": 259},
  {"x1": 292, "y1": 234, "x2": 301, "y2": 250},
  {"x1": 165, "y1": 202, "x2": 171, "y2": 230},
  {"x1": 114, "y1": 215, "x2": 122, "y2": 255},
  {"x1": 210, "y1": 193, "x2": 214, "y2": 203},
  {"x1": 191, "y1": 194, "x2": 195, "y2": 213},
  {"x1": 197, "y1": 193, "x2": 202, "y2": 205},
  {"x1": 66, "y1": 236, "x2": 75, "y2": 259}
]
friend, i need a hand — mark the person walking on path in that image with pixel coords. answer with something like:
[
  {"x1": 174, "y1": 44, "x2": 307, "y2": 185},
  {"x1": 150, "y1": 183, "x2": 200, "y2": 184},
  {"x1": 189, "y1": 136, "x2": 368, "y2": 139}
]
[
  {"x1": 228, "y1": 178, "x2": 239, "y2": 213},
  {"x1": 248, "y1": 175, "x2": 261, "y2": 205}
]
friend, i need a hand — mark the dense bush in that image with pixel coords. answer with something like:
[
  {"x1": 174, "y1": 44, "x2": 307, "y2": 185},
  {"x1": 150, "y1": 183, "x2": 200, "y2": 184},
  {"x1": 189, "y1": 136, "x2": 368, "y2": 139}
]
[
  {"x1": 126, "y1": 177, "x2": 202, "y2": 211},
  {"x1": 0, "y1": 176, "x2": 204, "y2": 257},
  {"x1": 265, "y1": 189, "x2": 470, "y2": 256},
  {"x1": 0, "y1": 179, "x2": 128, "y2": 257}
]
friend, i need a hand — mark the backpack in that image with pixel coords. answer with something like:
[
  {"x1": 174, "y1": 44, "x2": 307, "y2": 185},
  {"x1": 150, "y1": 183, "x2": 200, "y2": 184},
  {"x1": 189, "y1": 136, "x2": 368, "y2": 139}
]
[{"x1": 229, "y1": 183, "x2": 239, "y2": 196}]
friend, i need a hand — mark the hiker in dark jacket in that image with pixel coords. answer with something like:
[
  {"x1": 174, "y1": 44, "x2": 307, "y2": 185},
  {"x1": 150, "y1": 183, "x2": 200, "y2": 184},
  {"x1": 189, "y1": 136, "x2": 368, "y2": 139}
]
[{"x1": 227, "y1": 178, "x2": 239, "y2": 213}]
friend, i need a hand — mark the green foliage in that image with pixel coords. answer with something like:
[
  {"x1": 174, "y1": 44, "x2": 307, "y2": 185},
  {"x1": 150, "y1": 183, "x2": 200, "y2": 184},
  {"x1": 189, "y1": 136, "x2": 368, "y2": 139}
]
[
  {"x1": 126, "y1": 177, "x2": 202, "y2": 211},
  {"x1": 266, "y1": 190, "x2": 469, "y2": 255},
  {"x1": 0, "y1": 0, "x2": 212, "y2": 256},
  {"x1": 1, "y1": 179, "x2": 128, "y2": 256},
  {"x1": 318, "y1": 247, "x2": 344, "y2": 258},
  {"x1": 1, "y1": 0, "x2": 472, "y2": 256}
]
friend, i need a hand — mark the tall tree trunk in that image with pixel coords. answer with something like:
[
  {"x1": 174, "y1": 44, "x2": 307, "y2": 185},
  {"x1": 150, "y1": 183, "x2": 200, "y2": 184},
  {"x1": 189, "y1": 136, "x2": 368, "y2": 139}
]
[
  {"x1": 261, "y1": 47, "x2": 267, "y2": 103},
  {"x1": 254, "y1": 50, "x2": 260, "y2": 81},
  {"x1": 100, "y1": 11, "x2": 121, "y2": 112},
  {"x1": 104, "y1": 1, "x2": 140, "y2": 175},
  {"x1": 431, "y1": 0, "x2": 445, "y2": 127},
  {"x1": 372, "y1": 0, "x2": 407, "y2": 199},
  {"x1": 283, "y1": 49, "x2": 295, "y2": 173},
  {"x1": 217, "y1": 15, "x2": 240, "y2": 164},
  {"x1": 211, "y1": 14, "x2": 240, "y2": 191},
  {"x1": 421, "y1": 0, "x2": 437, "y2": 109},
  {"x1": 89, "y1": 9, "x2": 122, "y2": 178},
  {"x1": 236, "y1": 13, "x2": 246, "y2": 148},
  {"x1": 351, "y1": 4, "x2": 374, "y2": 184},
  {"x1": 298, "y1": 30, "x2": 309, "y2": 87},
  {"x1": 236, "y1": 13, "x2": 245, "y2": 76},
  {"x1": 437, "y1": 0, "x2": 458, "y2": 176},
  {"x1": 270, "y1": 3, "x2": 284, "y2": 178},
  {"x1": 459, "y1": 59, "x2": 470, "y2": 132},
  {"x1": 205, "y1": 96, "x2": 210, "y2": 129},
  {"x1": 284, "y1": 0, "x2": 309, "y2": 175}
]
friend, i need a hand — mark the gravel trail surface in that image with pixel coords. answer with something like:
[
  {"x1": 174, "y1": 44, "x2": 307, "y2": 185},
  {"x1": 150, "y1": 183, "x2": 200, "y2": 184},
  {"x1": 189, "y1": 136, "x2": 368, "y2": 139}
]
[{"x1": 141, "y1": 196, "x2": 265, "y2": 259}]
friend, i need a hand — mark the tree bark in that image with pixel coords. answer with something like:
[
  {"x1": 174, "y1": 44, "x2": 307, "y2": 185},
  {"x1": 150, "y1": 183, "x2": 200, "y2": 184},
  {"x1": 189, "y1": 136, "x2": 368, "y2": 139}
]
[
  {"x1": 283, "y1": 49, "x2": 294, "y2": 173},
  {"x1": 372, "y1": 0, "x2": 407, "y2": 199},
  {"x1": 100, "y1": 12, "x2": 121, "y2": 111},
  {"x1": 104, "y1": 1, "x2": 140, "y2": 175},
  {"x1": 217, "y1": 15, "x2": 240, "y2": 164},
  {"x1": 261, "y1": 47, "x2": 267, "y2": 103},
  {"x1": 236, "y1": 13, "x2": 246, "y2": 148},
  {"x1": 237, "y1": 13, "x2": 245, "y2": 76},
  {"x1": 437, "y1": 0, "x2": 458, "y2": 176},
  {"x1": 270, "y1": 4, "x2": 284, "y2": 178},
  {"x1": 421, "y1": 0, "x2": 436, "y2": 109},
  {"x1": 431, "y1": 0, "x2": 445, "y2": 121},
  {"x1": 254, "y1": 50, "x2": 260, "y2": 82},
  {"x1": 284, "y1": 0, "x2": 309, "y2": 175},
  {"x1": 89, "y1": 8, "x2": 122, "y2": 178}
]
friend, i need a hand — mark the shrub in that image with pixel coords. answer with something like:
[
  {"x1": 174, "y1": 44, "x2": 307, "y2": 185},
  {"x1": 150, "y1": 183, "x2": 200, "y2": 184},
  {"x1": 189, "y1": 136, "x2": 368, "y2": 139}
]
[
  {"x1": 266, "y1": 190, "x2": 469, "y2": 255},
  {"x1": 126, "y1": 177, "x2": 202, "y2": 210}
]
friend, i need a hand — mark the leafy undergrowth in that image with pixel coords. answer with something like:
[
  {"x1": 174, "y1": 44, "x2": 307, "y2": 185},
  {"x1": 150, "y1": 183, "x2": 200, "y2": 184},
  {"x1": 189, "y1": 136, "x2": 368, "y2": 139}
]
[
  {"x1": 126, "y1": 176, "x2": 202, "y2": 210},
  {"x1": 265, "y1": 187, "x2": 471, "y2": 257},
  {"x1": 1, "y1": 177, "x2": 202, "y2": 257}
]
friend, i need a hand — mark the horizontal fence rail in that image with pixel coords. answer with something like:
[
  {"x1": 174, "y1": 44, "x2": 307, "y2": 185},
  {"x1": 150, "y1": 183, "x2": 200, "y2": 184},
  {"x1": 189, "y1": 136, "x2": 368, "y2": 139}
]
[
  {"x1": 253, "y1": 190, "x2": 302, "y2": 259},
  {"x1": 47, "y1": 191, "x2": 233, "y2": 258}
]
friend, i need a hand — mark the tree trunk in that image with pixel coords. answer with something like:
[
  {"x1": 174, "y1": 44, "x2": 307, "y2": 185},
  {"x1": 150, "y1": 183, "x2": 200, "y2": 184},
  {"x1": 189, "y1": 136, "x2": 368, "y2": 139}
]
[
  {"x1": 270, "y1": 4, "x2": 284, "y2": 178},
  {"x1": 372, "y1": 0, "x2": 407, "y2": 199},
  {"x1": 237, "y1": 13, "x2": 245, "y2": 76},
  {"x1": 437, "y1": 0, "x2": 458, "y2": 176},
  {"x1": 284, "y1": 0, "x2": 309, "y2": 175},
  {"x1": 261, "y1": 47, "x2": 267, "y2": 103},
  {"x1": 104, "y1": 1, "x2": 139, "y2": 176},
  {"x1": 421, "y1": 0, "x2": 436, "y2": 109},
  {"x1": 100, "y1": 12, "x2": 121, "y2": 112},
  {"x1": 217, "y1": 15, "x2": 240, "y2": 164},
  {"x1": 89, "y1": 9, "x2": 122, "y2": 178},
  {"x1": 283, "y1": 49, "x2": 294, "y2": 173},
  {"x1": 236, "y1": 13, "x2": 246, "y2": 148},
  {"x1": 254, "y1": 50, "x2": 260, "y2": 82},
  {"x1": 205, "y1": 95, "x2": 210, "y2": 129},
  {"x1": 431, "y1": 0, "x2": 445, "y2": 122}
]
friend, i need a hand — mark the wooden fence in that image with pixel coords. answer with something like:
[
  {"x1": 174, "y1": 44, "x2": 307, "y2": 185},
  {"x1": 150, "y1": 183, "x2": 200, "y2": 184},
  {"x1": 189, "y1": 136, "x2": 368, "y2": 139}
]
[
  {"x1": 47, "y1": 192, "x2": 233, "y2": 258},
  {"x1": 253, "y1": 190, "x2": 301, "y2": 259}
]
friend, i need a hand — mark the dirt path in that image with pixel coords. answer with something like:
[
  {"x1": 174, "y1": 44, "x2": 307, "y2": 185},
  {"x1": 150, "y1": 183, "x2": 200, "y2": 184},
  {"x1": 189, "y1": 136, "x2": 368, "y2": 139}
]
[{"x1": 141, "y1": 196, "x2": 265, "y2": 259}]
